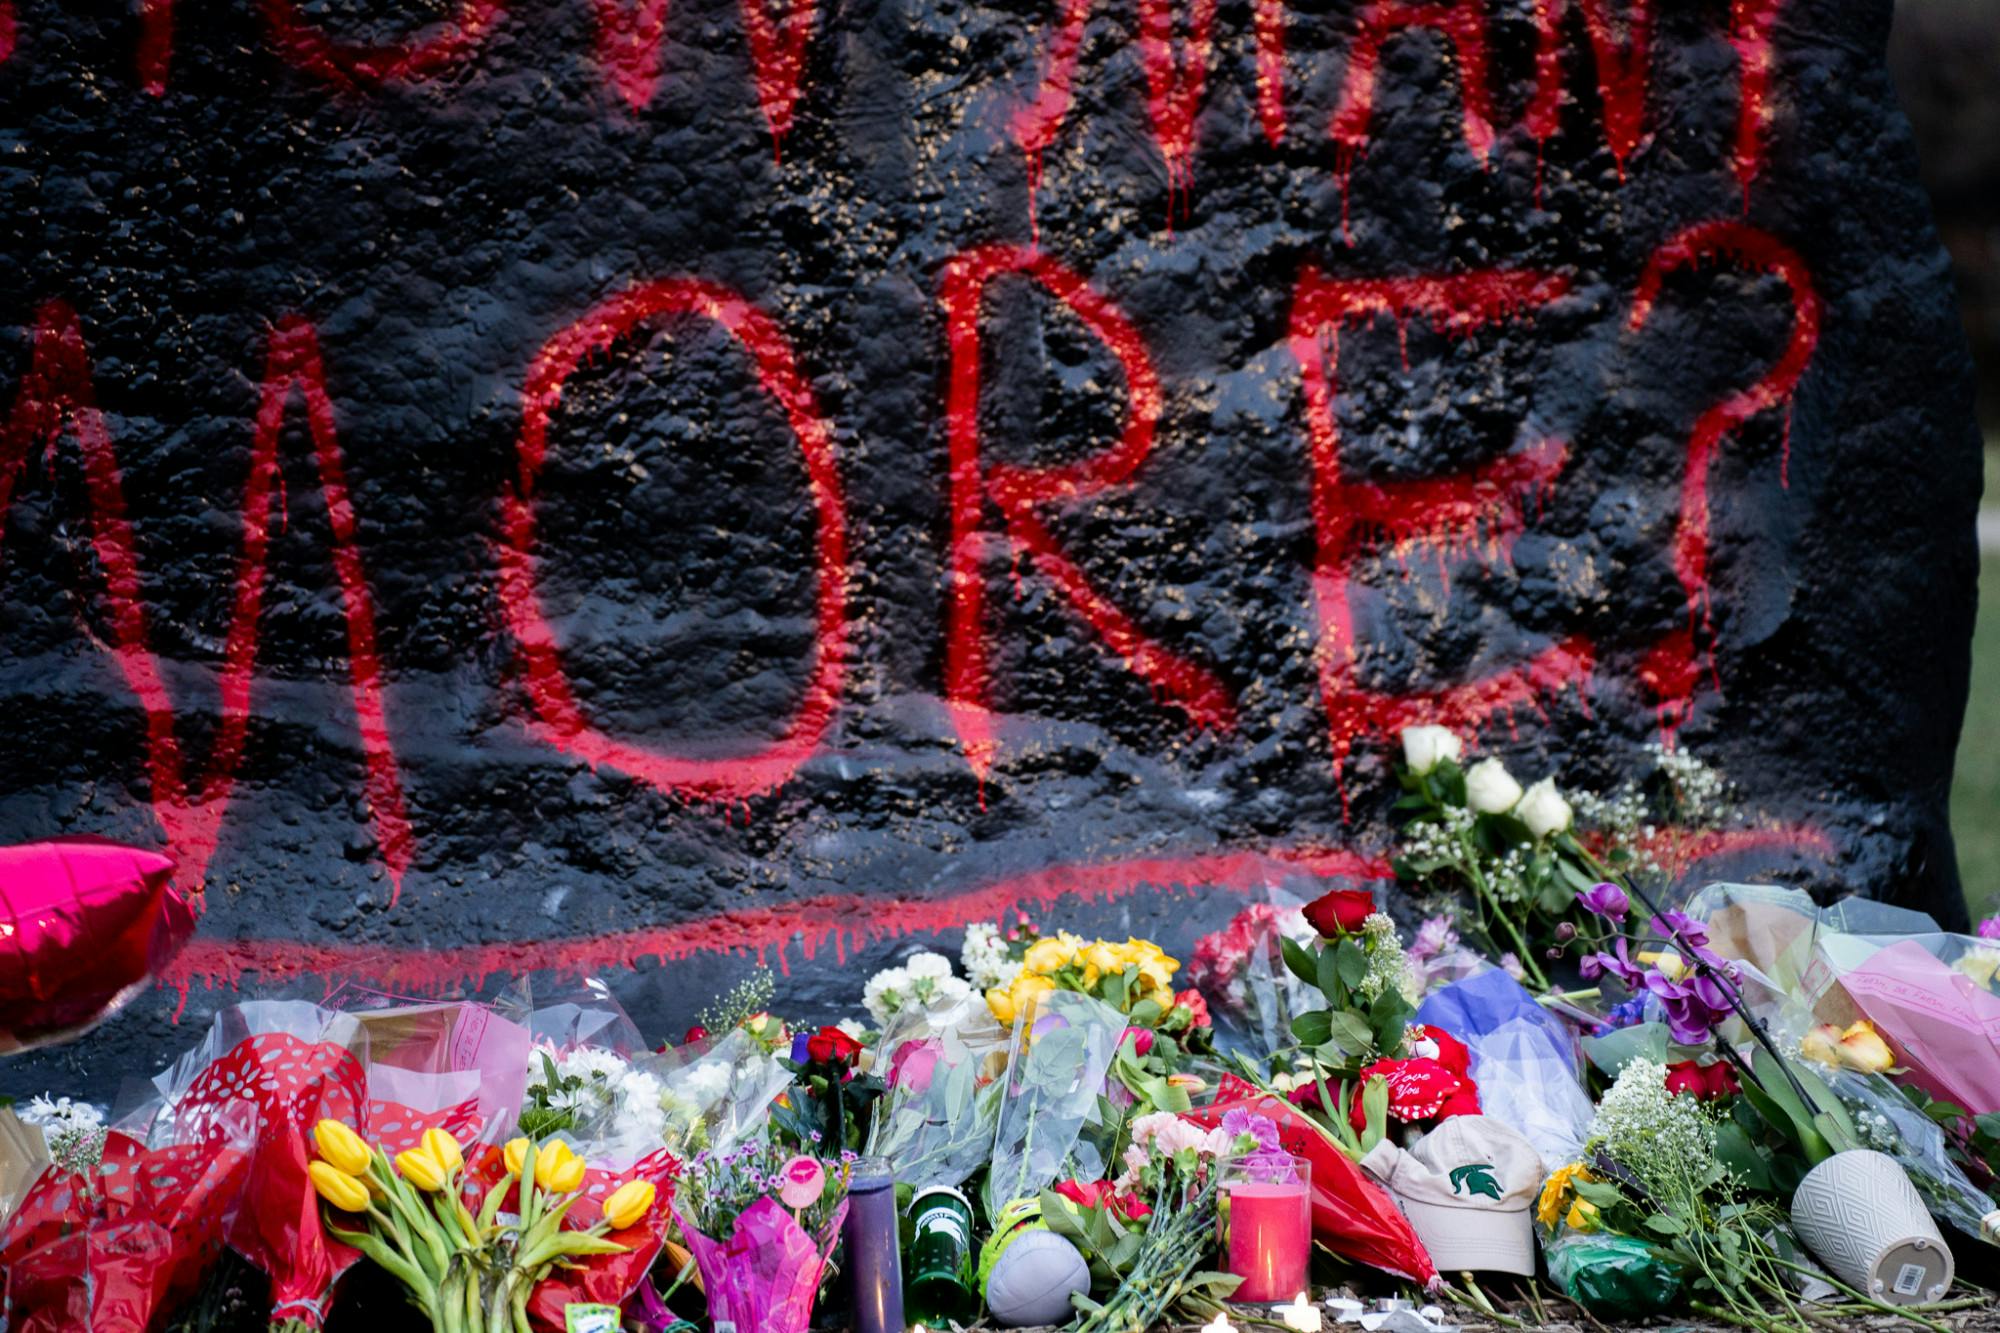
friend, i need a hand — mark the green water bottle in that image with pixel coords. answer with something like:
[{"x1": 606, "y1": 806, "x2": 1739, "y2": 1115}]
[{"x1": 904, "y1": 1185, "x2": 978, "y2": 1326}]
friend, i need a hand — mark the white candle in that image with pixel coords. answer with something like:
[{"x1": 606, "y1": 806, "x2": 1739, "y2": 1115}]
[{"x1": 1280, "y1": 1292, "x2": 1324, "y2": 1333}]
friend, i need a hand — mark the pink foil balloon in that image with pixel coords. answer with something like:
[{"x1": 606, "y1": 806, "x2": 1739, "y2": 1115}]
[{"x1": 0, "y1": 838, "x2": 194, "y2": 1053}]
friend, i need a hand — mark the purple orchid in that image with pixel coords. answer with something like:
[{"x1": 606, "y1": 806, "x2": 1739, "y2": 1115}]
[
  {"x1": 1642, "y1": 969, "x2": 1733, "y2": 1046},
  {"x1": 1576, "y1": 881, "x2": 1630, "y2": 922},
  {"x1": 1980, "y1": 916, "x2": 2000, "y2": 941},
  {"x1": 1580, "y1": 937, "x2": 1647, "y2": 989}
]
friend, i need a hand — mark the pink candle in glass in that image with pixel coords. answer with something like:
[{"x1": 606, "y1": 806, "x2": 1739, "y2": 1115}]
[{"x1": 1225, "y1": 1177, "x2": 1311, "y2": 1303}]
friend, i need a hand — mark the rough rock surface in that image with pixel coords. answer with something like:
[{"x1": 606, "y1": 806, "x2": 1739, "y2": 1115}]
[{"x1": 0, "y1": 0, "x2": 1980, "y2": 1096}]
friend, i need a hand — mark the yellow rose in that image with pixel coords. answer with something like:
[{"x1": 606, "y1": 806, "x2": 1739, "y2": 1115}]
[
  {"x1": 1800, "y1": 1023, "x2": 1844, "y2": 1069},
  {"x1": 1023, "y1": 938, "x2": 1071, "y2": 976},
  {"x1": 310, "y1": 1159, "x2": 371, "y2": 1212},
  {"x1": 1837, "y1": 1020, "x2": 1896, "y2": 1074},
  {"x1": 1536, "y1": 1163, "x2": 1594, "y2": 1229},
  {"x1": 1083, "y1": 942, "x2": 1123, "y2": 979},
  {"x1": 1566, "y1": 1199, "x2": 1600, "y2": 1232},
  {"x1": 986, "y1": 984, "x2": 1017, "y2": 1025},
  {"x1": 311, "y1": 1119, "x2": 371, "y2": 1177},
  {"x1": 1009, "y1": 974, "x2": 1057, "y2": 1024}
]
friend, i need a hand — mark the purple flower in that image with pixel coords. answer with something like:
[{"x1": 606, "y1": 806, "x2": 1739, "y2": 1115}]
[
  {"x1": 1221, "y1": 1108, "x2": 1281, "y2": 1153},
  {"x1": 1576, "y1": 882, "x2": 1629, "y2": 922},
  {"x1": 1409, "y1": 915, "x2": 1460, "y2": 963},
  {"x1": 1653, "y1": 910, "x2": 1710, "y2": 950},
  {"x1": 1581, "y1": 938, "x2": 1647, "y2": 989},
  {"x1": 789, "y1": 1032, "x2": 813, "y2": 1065},
  {"x1": 1980, "y1": 916, "x2": 2000, "y2": 940},
  {"x1": 1641, "y1": 970, "x2": 1733, "y2": 1046}
]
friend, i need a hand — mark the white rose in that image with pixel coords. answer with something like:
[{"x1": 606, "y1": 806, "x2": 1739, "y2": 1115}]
[
  {"x1": 1464, "y1": 757, "x2": 1524, "y2": 814},
  {"x1": 1517, "y1": 777, "x2": 1573, "y2": 838},
  {"x1": 1400, "y1": 725, "x2": 1463, "y2": 775}
]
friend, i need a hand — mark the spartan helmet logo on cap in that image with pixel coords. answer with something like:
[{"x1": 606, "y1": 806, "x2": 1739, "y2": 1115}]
[{"x1": 1449, "y1": 1164, "x2": 1502, "y2": 1200}]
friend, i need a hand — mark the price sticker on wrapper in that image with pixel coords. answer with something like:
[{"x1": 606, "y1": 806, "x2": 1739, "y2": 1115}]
[{"x1": 564, "y1": 1304, "x2": 621, "y2": 1333}]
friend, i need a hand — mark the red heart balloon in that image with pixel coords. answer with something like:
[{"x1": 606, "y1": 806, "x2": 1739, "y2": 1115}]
[{"x1": 0, "y1": 838, "x2": 194, "y2": 1053}]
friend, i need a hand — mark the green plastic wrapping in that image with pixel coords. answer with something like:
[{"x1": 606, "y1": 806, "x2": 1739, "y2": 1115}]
[{"x1": 1544, "y1": 1228, "x2": 1683, "y2": 1318}]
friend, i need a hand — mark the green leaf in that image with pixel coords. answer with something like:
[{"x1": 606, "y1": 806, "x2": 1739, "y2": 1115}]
[
  {"x1": 1335, "y1": 939, "x2": 1370, "y2": 990},
  {"x1": 1573, "y1": 1179, "x2": 1625, "y2": 1208},
  {"x1": 1318, "y1": 941, "x2": 1346, "y2": 1003},
  {"x1": 1644, "y1": 1213, "x2": 1687, "y2": 1237},
  {"x1": 1281, "y1": 936, "x2": 1320, "y2": 987},
  {"x1": 1291, "y1": 1010, "x2": 1334, "y2": 1046},
  {"x1": 1325, "y1": 1009, "x2": 1375, "y2": 1056},
  {"x1": 1714, "y1": 1122, "x2": 1773, "y2": 1193}
]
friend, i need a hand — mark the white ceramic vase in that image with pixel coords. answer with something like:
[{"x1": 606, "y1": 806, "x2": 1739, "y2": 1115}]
[{"x1": 1789, "y1": 1149, "x2": 1952, "y2": 1305}]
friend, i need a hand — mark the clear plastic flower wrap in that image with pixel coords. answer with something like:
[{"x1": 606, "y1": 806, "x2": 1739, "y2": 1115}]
[
  {"x1": 650, "y1": 1026, "x2": 793, "y2": 1160},
  {"x1": 1185, "y1": 887, "x2": 1317, "y2": 1058},
  {"x1": 982, "y1": 988, "x2": 1126, "y2": 1218},
  {"x1": 867, "y1": 991, "x2": 1011, "y2": 1191},
  {"x1": 1821, "y1": 1066, "x2": 2000, "y2": 1241}
]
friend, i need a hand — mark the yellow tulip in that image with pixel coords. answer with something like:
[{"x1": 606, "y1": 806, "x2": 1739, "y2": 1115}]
[
  {"x1": 1838, "y1": 1021, "x2": 1896, "y2": 1074},
  {"x1": 420, "y1": 1128, "x2": 464, "y2": 1176},
  {"x1": 504, "y1": 1137, "x2": 532, "y2": 1178},
  {"x1": 1566, "y1": 1199, "x2": 1600, "y2": 1232},
  {"x1": 601, "y1": 1179, "x2": 657, "y2": 1231},
  {"x1": 542, "y1": 1151, "x2": 587, "y2": 1194},
  {"x1": 986, "y1": 985, "x2": 1016, "y2": 1025},
  {"x1": 312, "y1": 1119, "x2": 371, "y2": 1177},
  {"x1": 310, "y1": 1159, "x2": 371, "y2": 1212},
  {"x1": 395, "y1": 1147, "x2": 449, "y2": 1193}
]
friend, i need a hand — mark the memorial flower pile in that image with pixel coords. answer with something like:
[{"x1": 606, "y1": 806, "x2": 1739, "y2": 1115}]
[{"x1": 10, "y1": 724, "x2": 2000, "y2": 1333}]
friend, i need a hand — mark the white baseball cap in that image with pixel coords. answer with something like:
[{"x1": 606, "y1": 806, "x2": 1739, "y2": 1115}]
[{"x1": 1358, "y1": 1115, "x2": 1545, "y2": 1276}]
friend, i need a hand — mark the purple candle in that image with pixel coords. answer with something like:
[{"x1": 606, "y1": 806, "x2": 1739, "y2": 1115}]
[{"x1": 844, "y1": 1156, "x2": 904, "y2": 1333}]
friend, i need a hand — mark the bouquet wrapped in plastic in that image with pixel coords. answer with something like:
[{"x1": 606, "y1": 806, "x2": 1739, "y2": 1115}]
[
  {"x1": 0, "y1": 1102, "x2": 254, "y2": 1333},
  {"x1": 982, "y1": 989, "x2": 1127, "y2": 1218},
  {"x1": 142, "y1": 1000, "x2": 373, "y2": 1331},
  {"x1": 868, "y1": 992, "x2": 1011, "y2": 1191}
]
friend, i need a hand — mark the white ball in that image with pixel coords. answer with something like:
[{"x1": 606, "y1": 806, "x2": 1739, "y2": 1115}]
[{"x1": 984, "y1": 1230, "x2": 1091, "y2": 1327}]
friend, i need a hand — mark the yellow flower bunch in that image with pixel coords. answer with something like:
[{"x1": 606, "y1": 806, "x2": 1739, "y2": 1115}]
[
  {"x1": 984, "y1": 932, "x2": 1180, "y2": 1026},
  {"x1": 1535, "y1": 1162, "x2": 1600, "y2": 1232},
  {"x1": 307, "y1": 1120, "x2": 655, "y2": 1333}
]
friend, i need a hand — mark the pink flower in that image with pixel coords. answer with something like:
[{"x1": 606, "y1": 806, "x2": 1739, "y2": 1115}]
[
  {"x1": 1980, "y1": 916, "x2": 2000, "y2": 941},
  {"x1": 777, "y1": 1155, "x2": 826, "y2": 1209},
  {"x1": 1122, "y1": 1026, "x2": 1155, "y2": 1057},
  {"x1": 889, "y1": 1039, "x2": 941, "y2": 1095}
]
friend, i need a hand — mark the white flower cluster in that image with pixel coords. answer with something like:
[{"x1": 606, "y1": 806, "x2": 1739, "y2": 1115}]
[
  {"x1": 525, "y1": 1044, "x2": 668, "y2": 1145},
  {"x1": 1358, "y1": 913, "x2": 1422, "y2": 1005},
  {"x1": 18, "y1": 1095, "x2": 108, "y2": 1174},
  {"x1": 960, "y1": 922, "x2": 1022, "y2": 991},
  {"x1": 1650, "y1": 743, "x2": 1733, "y2": 826},
  {"x1": 1590, "y1": 1058, "x2": 1716, "y2": 1178},
  {"x1": 863, "y1": 951, "x2": 973, "y2": 1025},
  {"x1": 18, "y1": 1094, "x2": 103, "y2": 1137}
]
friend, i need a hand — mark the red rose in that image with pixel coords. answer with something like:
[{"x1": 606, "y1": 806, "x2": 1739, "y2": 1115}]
[
  {"x1": 1173, "y1": 988, "x2": 1212, "y2": 1028},
  {"x1": 1303, "y1": 888, "x2": 1376, "y2": 938},
  {"x1": 806, "y1": 1024, "x2": 863, "y2": 1066},
  {"x1": 1665, "y1": 1058, "x2": 1737, "y2": 1100},
  {"x1": 683, "y1": 1025, "x2": 710, "y2": 1045}
]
